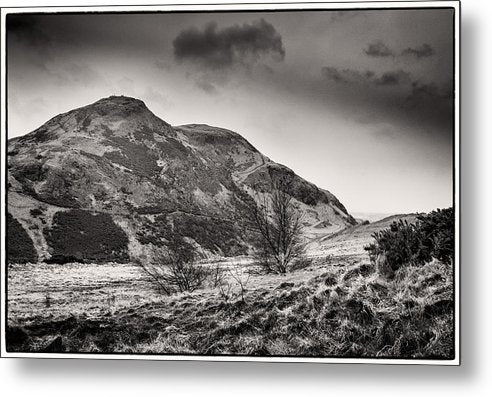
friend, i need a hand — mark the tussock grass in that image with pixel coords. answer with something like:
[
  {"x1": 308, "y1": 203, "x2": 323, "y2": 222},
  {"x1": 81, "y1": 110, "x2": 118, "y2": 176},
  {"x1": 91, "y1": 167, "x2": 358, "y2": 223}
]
[{"x1": 7, "y1": 257, "x2": 454, "y2": 359}]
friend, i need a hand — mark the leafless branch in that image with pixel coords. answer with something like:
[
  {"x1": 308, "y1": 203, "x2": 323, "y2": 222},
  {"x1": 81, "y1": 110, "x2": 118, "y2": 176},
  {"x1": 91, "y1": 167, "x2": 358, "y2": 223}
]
[{"x1": 246, "y1": 177, "x2": 307, "y2": 273}]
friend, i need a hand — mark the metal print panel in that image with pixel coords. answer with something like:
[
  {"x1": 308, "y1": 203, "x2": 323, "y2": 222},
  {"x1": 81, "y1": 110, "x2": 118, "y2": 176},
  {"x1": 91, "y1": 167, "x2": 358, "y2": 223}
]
[{"x1": 0, "y1": 1, "x2": 460, "y2": 364}]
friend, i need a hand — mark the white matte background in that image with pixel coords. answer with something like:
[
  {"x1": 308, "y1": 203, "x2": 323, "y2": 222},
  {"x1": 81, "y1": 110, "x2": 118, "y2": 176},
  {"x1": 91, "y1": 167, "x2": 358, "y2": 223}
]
[{"x1": 0, "y1": 0, "x2": 490, "y2": 395}]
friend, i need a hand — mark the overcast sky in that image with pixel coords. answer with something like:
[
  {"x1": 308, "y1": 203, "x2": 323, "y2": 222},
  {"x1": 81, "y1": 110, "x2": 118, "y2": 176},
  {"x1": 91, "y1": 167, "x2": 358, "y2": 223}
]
[{"x1": 6, "y1": 7, "x2": 455, "y2": 214}]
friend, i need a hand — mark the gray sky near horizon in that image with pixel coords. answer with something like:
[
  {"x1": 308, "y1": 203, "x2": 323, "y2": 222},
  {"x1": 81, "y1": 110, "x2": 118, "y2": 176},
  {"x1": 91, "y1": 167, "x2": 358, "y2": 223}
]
[{"x1": 6, "y1": 8, "x2": 455, "y2": 214}]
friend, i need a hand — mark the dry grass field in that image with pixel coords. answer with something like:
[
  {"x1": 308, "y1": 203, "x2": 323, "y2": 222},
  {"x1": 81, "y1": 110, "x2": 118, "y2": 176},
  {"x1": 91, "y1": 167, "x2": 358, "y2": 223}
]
[{"x1": 6, "y1": 216, "x2": 454, "y2": 359}]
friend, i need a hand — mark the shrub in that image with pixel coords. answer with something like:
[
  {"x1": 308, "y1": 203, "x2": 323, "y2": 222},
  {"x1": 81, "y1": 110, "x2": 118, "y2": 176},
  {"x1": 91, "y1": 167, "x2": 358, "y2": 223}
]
[
  {"x1": 30, "y1": 208, "x2": 44, "y2": 217},
  {"x1": 135, "y1": 215, "x2": 195, "y2": 261},
  {"x1": 7, "y1": 212, "x2": 38, "y2": 263},
  {"x1": 137, "y1": 250, "x2": 208, "y2": 295},
  {"x1": 173, "y1": 214, "x2": 248, "y2": 257},
  {"x1": 364, "y1": 208, "x2": 454, "y2": 274},
  {"x1": 136, "y1": 213, "x2": 248, "y2": 259},
  {"x1": 417, "y1": 208, "x2": 454, "y2": 265},
  {"x1": 44, "y1": 209, "x2": 129, "y2": 263},
  {"x1": 364, "y1": 219, "x2": 425, "y2": 274}
]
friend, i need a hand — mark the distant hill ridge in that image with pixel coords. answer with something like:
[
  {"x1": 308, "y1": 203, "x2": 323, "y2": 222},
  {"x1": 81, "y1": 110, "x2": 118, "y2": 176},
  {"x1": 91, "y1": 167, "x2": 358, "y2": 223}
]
[{"x1": 7, "y1": 95, "x2": 357, "y2": 264}]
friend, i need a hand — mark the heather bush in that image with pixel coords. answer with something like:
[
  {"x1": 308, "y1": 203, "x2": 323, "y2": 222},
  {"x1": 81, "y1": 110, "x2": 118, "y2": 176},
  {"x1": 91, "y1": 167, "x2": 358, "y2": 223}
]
[
  {"x1": 173, "y1": 214, "x2": 248, "y2": 257},
  {"x1": 417, "y1": 208, "x2": 454, "y2": 265},
  {"x1": 45, "y1": 209, "x2": 129, "y2": 263},
  {"x1": 364, "y1": 207, "x2": 454, "y2": 274},
  {"x1": 136, "y1": 213, "x2": 248, "y2": 258},
  {"x1": 7, "y1": 212, "x2": 38, "y2": 263}
]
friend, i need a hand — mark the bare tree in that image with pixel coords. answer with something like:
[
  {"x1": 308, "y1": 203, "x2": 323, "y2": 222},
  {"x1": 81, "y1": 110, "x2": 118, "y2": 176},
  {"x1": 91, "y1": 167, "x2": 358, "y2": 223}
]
[
  {"x1": 210, "y1": 263, "x2": 233, "y2": 301},
  {"x1": 227, "y1": 264, "x2": 251, "y2": 303},
  {"x1": 210, "y1": 263, "x2": 226, "y2": 288},
  {"x1": 210, "y1": 262, "x2": 252, "y2": 302},
  {"x1": 137, "y1": 249, "x2": 208, "y2": 295},
  {"x1": 249, "y1": 178, "x2": 306, "y2": 274}
]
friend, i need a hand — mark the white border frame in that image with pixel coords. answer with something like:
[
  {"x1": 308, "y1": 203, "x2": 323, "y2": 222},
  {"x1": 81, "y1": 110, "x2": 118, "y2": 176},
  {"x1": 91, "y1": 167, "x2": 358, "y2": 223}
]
[{"x1": 0, "y1": 1, "x2": 460, "y2": 365}]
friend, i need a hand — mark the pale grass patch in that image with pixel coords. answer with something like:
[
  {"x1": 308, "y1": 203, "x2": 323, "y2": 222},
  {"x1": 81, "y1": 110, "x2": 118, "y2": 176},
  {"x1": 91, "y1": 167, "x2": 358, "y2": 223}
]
[{"x1": 128, "y1": 333, "x2": 194, "y2": 354}]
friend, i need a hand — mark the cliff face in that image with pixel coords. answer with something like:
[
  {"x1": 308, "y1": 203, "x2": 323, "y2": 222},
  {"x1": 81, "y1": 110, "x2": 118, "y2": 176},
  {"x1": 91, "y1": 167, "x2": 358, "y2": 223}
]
[{"x1": 7, "y1": 96, "x2": 356, "y2": 263}]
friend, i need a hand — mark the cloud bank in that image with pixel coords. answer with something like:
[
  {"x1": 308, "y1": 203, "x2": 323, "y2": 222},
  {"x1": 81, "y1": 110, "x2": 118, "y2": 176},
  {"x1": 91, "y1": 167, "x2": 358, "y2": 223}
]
[
  {"x1": 401, "y1": 43, "x2": 435, "y2": 58},
  {"x1": 321, "y1": 65, "x2": 452, "y2": 133},
  {"x1": 322, "y1": 67, "x2": 411, "y2": 86},
  {"x1": 364, "y1": 41, "x2": 394, "y2": 57},
  {"x1": 173, "y1": 19, "x2": 285, "y2": 70},
  {"x1": 363, "y1": 40, "x2": 435, "y2": 60}
]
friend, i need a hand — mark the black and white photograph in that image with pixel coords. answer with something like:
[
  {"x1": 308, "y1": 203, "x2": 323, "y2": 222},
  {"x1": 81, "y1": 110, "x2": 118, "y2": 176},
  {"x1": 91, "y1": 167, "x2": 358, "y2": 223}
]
[{"x1": 1, "y1": 1, "x2": 459, "y2": 364}]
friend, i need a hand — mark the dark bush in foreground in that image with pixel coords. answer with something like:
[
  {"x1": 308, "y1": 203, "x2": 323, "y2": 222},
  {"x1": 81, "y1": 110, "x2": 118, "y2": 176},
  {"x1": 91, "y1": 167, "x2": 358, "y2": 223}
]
[
  {"x1": 364, "y1": 208, "x2": 454, "y2": 275},
  {"x1": 7, "y1": 212, "x2": 38, "y2": 263},
  {"x1": 44, "y1": 209, "x2": 129, "y2": 263},
  {"x1": 417, "y1": 208, "x2": 454, "y2": 265}
]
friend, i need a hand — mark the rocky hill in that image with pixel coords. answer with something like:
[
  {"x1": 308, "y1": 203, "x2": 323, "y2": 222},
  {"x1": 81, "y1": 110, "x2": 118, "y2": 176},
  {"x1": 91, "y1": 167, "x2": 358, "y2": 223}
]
[{"x1": 7, "y1": 96, "x2": 357, "y2": 264}]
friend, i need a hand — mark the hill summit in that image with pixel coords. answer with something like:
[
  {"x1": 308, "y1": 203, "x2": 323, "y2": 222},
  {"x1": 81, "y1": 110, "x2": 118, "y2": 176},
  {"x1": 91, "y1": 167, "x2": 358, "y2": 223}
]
[{"x1": 7, "y1": 95, "x2": 356, "y2": 263}]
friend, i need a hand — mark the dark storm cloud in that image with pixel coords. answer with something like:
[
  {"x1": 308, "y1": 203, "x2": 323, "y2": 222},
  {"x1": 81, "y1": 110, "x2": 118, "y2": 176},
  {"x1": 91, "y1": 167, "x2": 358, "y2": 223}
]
[
  {"x1": 364, "y1": 41, "x2": 435, "y2": 60},
  {"x1": 6, "y1": 14, "x2": 52, "y2": 47},
  {"x1": 364, "y1": 41, "x2": 394, "y2": 57},
  {"x1": 321, "y1": 65, "x2": 453, "y2": 132},
  {"x1": 374, "y1": 70, "x2": 411, "y2": 86},
  {"x1": 322, "y1": 67, "x2": 409, "y2": 86},
  {"x1": 401, "y1": 80, "x2": 453, "y2": 131},
  {"x1": 401, "y1": 43, "x2": 435, "y2": 59},
  {"x1": 173, "y1": 19, "x2": 285, "y2": 70},
  {"x1": 6, "y1": 14, "x2": 53, "y2": 55},
  {"x1": 322, "y1": 67, "x2": 374, "y2": 84},
  {"x1": 405, "y1": 81, "x2": 453, "y2": 110},
  {"x1": 6, "y1": 14, "x2": 57, "y2": 74}
]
